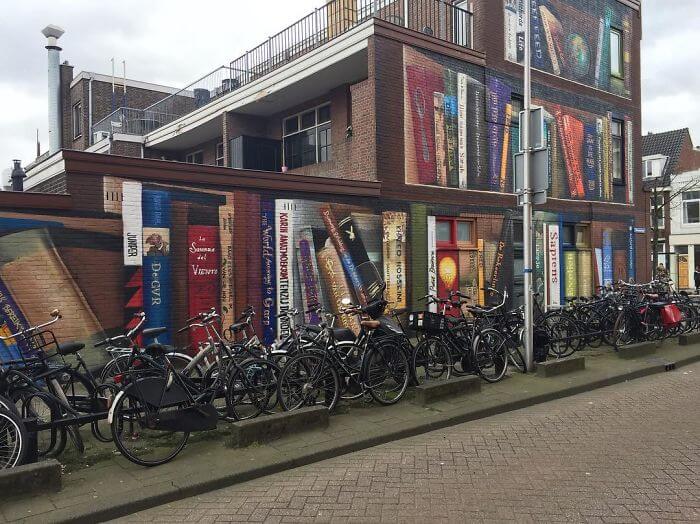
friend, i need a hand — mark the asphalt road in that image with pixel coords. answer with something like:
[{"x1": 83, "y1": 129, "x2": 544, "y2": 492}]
[{"x1": 118, "y1": 362, "x2": 700, "y2": 523}]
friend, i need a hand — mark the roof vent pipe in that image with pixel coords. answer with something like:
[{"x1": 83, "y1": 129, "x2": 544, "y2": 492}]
[
  {"x1": 10, "y1": 160, "x2": 26, "y2": 192},
  {"x1": 42, "y1": 24, "x2": 65, "y2": 155}
]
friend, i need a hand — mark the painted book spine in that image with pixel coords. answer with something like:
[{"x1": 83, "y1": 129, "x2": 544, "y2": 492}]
[
  {"x1": 187, "y1": 225, "x2": 220, "y2": 349},
  {"x1": 296, "y1": 228, "x2": 321, "y2": 325},
  {"x1": 261, "y1": 200, "x2": 276, "y2": 345}
]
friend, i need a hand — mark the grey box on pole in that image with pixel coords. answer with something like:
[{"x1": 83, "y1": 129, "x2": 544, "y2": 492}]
[
  {"x1": 515, "y1": 148, "x2": 549, "y2": 205},
  {"x1": 519, "y1": 107, "x2": 545, "y2": 150}
]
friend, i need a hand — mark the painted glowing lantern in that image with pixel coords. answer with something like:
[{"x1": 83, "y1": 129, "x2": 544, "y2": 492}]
[{"x1": 439, "y1": 256, "x2": 457, "y2": 289}]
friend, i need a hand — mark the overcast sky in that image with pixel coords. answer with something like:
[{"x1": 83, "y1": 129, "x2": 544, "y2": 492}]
[{"x1": 0, "y1": 0, "x2": 698, "y2": 181}]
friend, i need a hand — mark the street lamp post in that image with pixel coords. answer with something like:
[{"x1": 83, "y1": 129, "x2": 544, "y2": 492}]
[{"x1": 522, "y1": 4, "x2": 534, "y2": 371}]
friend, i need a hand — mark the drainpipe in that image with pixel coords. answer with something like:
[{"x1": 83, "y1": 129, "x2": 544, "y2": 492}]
[
  {"x1": 42, "y1": 25, "x2": 65, "y2": 155},
  {"x1": 88, "y1": 74, "x2": 94, "y2": 145}
]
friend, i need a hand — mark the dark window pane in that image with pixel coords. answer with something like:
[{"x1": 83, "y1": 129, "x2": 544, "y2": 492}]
[
  {"x1": 685, "y1": 202, "x2": 700, "y2": 224},
  {"x1": 284, "y1": 116, "x2": 298, "y2": 135},
  {"x1": 562, "y1": 225, "x2": 575, "y2": 246},
  {"x1": 613, "y1": 137, "x2": 623, "y2": 180},
  {"x1": 318, "y1": 105, "x2": 331, "y2": 123},
  {"x1": 457, "y1": 221, "x2": 472, "y2": 243},
  {"x1": 436, "y1": 221, "x2": 452, "y2": 242},
  {"x1": 301, "y1": 110, "x2": 316, "y2": 129},
  {"x1": 284, "y1": 135, "x2": 302, "y2": 169},
  {"x1": 610, "y1": 29, "x2": 623, "y2": 77},
  {"x1": 301, "y1": 129, "x2": 316, "y2": 166}
]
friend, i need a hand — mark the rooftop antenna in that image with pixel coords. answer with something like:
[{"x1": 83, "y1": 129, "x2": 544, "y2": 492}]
[
  {"x1": 122, "y1": 60, "x2": 127, "y2": 107},
  {"x1": 111, "y1": 57, "x2": 115, "y2": 112}
]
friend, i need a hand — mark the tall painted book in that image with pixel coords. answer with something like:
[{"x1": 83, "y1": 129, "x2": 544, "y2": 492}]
[
  {"x1": 539, "y1": 5, "x2": 564, "y2": 76},
  {"x1": 382, "y1": 212, "x2": 408, "y2": 310},
  {"x1": 457, "y1": 72, "x2": 468, "y2": 189},
  {"x1": 444, "y1": 69, "x2": 459, "y2": 188},
  {"x1": 275, "y1": 200, "x2": 295, "y2": 340},
  {"x1": 555, "y1": 112, "x2": 586, "y2": 199},
  {"x1": 316, "y1": 235, "x2": 360, "y2": 333},
  {"x1": 467, "y1": 76, "x2": 484, "y2": 187},
  {"x1": 296, "y1": 227, "x2": 322, "y2": 325},
  {"x1": 487, "y1": 77, "x2": 511, "y2": 191},
  {"x1": 260, "y1": 200, "x2": 276, "y2": 345},
  {"x1": 142, "y1": 189, "x2": 172, "y2": 344},
  {"x1": 187, "y1": 224, "x2": 220, "y2": 349},
  {"x1": 583, "y1": 123, "x2": 598, "y2": 201},
  {"x1": 433, "y1": 92, "x2": 447, "y2": 187},
  {"x1": 405, "y1": 66, "x2": 442, "y2": 185},
  {"x1": 219, "y1": 204, "x2": 235, "y2": 330}
]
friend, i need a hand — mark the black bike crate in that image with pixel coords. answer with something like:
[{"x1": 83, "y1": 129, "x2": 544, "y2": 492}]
[{"x1": 408, "y1": 311, "x2": 446, "y2": 333}]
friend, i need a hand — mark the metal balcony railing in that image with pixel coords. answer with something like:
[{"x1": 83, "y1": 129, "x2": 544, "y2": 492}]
[{"x1": 92, "y1": 0, "x2": 473, "y2": 141}]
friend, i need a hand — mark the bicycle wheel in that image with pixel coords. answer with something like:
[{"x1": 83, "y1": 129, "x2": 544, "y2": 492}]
[
  {"x1": 412, "y1": 337, "x2": 451, "y2": 384},
  {"x1": 0, "y1": 407, "x2": 27, "y2": 469},
  {"x1": 277, "y1": 352, "x2": 339, "y2": 412},
  {"x1": 612, "y1": 308, "x2": 637, "y2": 348},
  {"x1": 365, "y1": 340, "x2": 409, "y2": 405},
  {"x1": 543, "y1": 314, "x2": 579, "y2": 358},
  {"x1": 110, "y1": 387, "x2": 190, "y2": 467},
  {"x1": 225, "y1": 359, "x2": 280, "y2": 420},
  {"x1": 472, "y1": 328, "x2": 508, "y2": 383},
  {"x1": 100, "y1": 354, "x2": 132, "y2": 383}
]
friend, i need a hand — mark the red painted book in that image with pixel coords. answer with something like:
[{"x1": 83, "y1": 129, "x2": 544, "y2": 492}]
[
  {"x1": 556, "y1": 112, "x2": 586, "y2": 199},
  {"x1": 187, "y1": 225, "x2": 220, "y2": 349}
]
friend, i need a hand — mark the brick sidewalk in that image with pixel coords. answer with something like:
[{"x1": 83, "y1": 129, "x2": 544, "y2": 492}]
[
  {"x1": 2, "y1": 340, "x2": 700, "y2": 523},
  {"x1": 120, "y1": 360, "x2": 700, "y2": 523}
]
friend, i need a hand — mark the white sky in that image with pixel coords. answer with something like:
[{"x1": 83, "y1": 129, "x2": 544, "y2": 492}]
[{"x1": 0, "y1": 0, "x2": 697, "y2": 181}]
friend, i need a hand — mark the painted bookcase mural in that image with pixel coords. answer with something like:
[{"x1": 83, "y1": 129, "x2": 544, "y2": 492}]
[
  {"x1": 0, "y1": 178, "x2": 637, "y2": 364},
  {"x1": 403, "y1": 45, "x2": 635, "y2": 204},
  {"x1": 504, "y1": 0, "x2": 633, "y2": 98}
]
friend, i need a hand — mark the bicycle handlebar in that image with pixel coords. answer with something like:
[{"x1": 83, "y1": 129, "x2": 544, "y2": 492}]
[{"x1": 0, "y1": 309, "x2": 62, "y2": 341}]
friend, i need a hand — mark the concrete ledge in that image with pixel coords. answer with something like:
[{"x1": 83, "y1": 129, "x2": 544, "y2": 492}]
[
  {"x1": 616, "y1": 341, "x2": 658, "y2": 359},
  {"x1": 679, "y1": 332, "x2": 700, "y2": 346},
  {"x1": 228, "y1": 406, "x2": 329, "y2": 448},
  {"x1": 411, "y1": 375, "x2": 481, "y2": 405},
  {"x1": 0, "y1": 459, "x2": 61, "y2": 495},
  {"x1": 536, "y1": 356, "x2": 585, "y2": 377}
]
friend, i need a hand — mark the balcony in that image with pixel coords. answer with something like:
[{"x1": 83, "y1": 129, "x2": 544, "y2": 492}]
[{"x1": 91, "y1": 0, "x2": 474, "y2": 142}]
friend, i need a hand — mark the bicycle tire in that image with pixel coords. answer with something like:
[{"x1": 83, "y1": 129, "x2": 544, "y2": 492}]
[
  {"x1": 90, "y1": 382, "x2": 118, "y2": 443},
  {"x1": 0, "y1": 407, "x2": 28, "y2": 469},
  {"x1": 277, "y1": 352, "x2": 340, "y2": 412},
  {"x1": 365, "y1": 340, "x2": 409, "y2": 405},
  {"x1": 18, "y1": 390, "x2": 66, "y2": 459},
  {"x1": 472, "y1": 328, "x2": 508, "y2": 383},
  {"x1": 225, "y1": 358, "x2": 280, "y2": 421},
  {"x1": 412, "y1": 337, "x2": 452, "y2": 384},
  {"x1": 110, "y1": 386, "x2": 190, "y2": 467},
  {"x1": 507, "y1": 332, "x2": 526, "y2": 372}
]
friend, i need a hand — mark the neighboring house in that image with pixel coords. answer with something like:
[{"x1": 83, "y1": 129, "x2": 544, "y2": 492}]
[
  {"x1": 12, "y1": 0, "x2": 647, "y2": 340},
  {"x1": 642, "y1": 128, "x2": 700, "y2": 288}
]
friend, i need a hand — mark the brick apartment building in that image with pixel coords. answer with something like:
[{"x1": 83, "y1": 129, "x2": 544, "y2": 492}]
[
  {"x1": 1, "y1": 0, "x2": 646, "y2": 360},
  {"x1": 643, "y1": 128, "x2": 700, "y2": 288}
]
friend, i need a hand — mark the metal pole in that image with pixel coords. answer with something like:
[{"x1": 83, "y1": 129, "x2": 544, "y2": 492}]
[
  {"x1": 652, "y1": 183, "x2": 659, "y2": 279},
  {"x1": 403, "y1": 0, "x2": 409, "y2": 27},
  {"x1": 523, "y1": 2, "x2": 534, "y2": 372}
]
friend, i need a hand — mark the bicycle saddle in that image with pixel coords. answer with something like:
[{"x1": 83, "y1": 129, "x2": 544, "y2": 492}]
[
  {"x1": 57, "y1": 342, "x2": 85, "y2": 356},
  {"x1": 361, "y1": 320, "x2": 381, "y2": 330},
  {"x1": 143, "y1": 327, "x2": 167, "y2": 338},
  {"x1": 229, "y1": 321, "x2": 248, "y2": 334}
]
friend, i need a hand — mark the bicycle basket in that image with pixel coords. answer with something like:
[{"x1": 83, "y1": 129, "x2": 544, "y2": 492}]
[{"x1": 408, "y1": 311, "x2": 446, "y2": 333}]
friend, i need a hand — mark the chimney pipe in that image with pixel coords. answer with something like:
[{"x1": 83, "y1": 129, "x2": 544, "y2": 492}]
[
  {"x1": 10, "y1": 160, "x2": 26, "y2": 192},
  {"x1": 42, "y1": 24, "x2": 65, "y2": 155}
]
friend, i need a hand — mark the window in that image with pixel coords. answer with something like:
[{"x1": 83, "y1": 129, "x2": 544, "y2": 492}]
[
  {"x1": 612, "y1": 119, "x2": 624, "y2": 183},
  {"x1": 216, "y1": 142, "x2": 224, "y2": 167},
  {"x1": 610, "y1": 28, "x2": 623, "y2": 78},
  {"x1": 643, "y1": 156, "x2": 667, "y2": 180},
  {"x1": 283, "y1": 104, "x2": 332, "y2": 169},
  {"x1": 435, "y1": 218, "x2": 475, "y2": 247},
  {"x1": 562, "y1": 224, "x2": 576, "y2": 247},
  {"x1": 651, "y1": 194, "x2": 665, "y2": 229},
  {"x1": 185, "y1": 150, "x2": 204, "y2": 164},
  {"x1": 682, "y1": 191, "x2": 700, "y2": 224},
  {"x1": 575, "y1": 225, "x2": 590, "y2": 248},
  {"x1": 72, "y1": 102, "x2": 82, "y2": 139}
]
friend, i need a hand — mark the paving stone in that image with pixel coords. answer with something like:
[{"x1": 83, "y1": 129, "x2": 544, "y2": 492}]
[{"x1": 115, "y1": 361, "x2": 700, "y2": 523}]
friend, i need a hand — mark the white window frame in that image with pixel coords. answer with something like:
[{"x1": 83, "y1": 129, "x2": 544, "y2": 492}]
[
  {"x1": 215, "y1": 142, "x2": 224, "y2": 167},
  {"x1": 185, "y1": 150, "x2": 204, "y2": 165},
  {"x1": 282, "y1": 103, "x2": 331, "y2": 169},
  {"x1": 611, "y1": 119, "x2": 624, "y2": 183},
  {"x1": 72, "y1": 101, "x2": 82, "y2": 139},
  {"x1": 682, "y1": 191, "x2": 700, "y2": 225},
  {"x1": 643, "y1": 156, "x2": 667, "y2": 180},
  {"x1": 610, "y1": 27, "x2": 623, "y2": 78}
]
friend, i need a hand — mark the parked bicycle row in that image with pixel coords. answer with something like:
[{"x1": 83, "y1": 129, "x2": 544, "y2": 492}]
[{"x1": 1, "y1": 279, "x2": 698, "y2": 470}]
